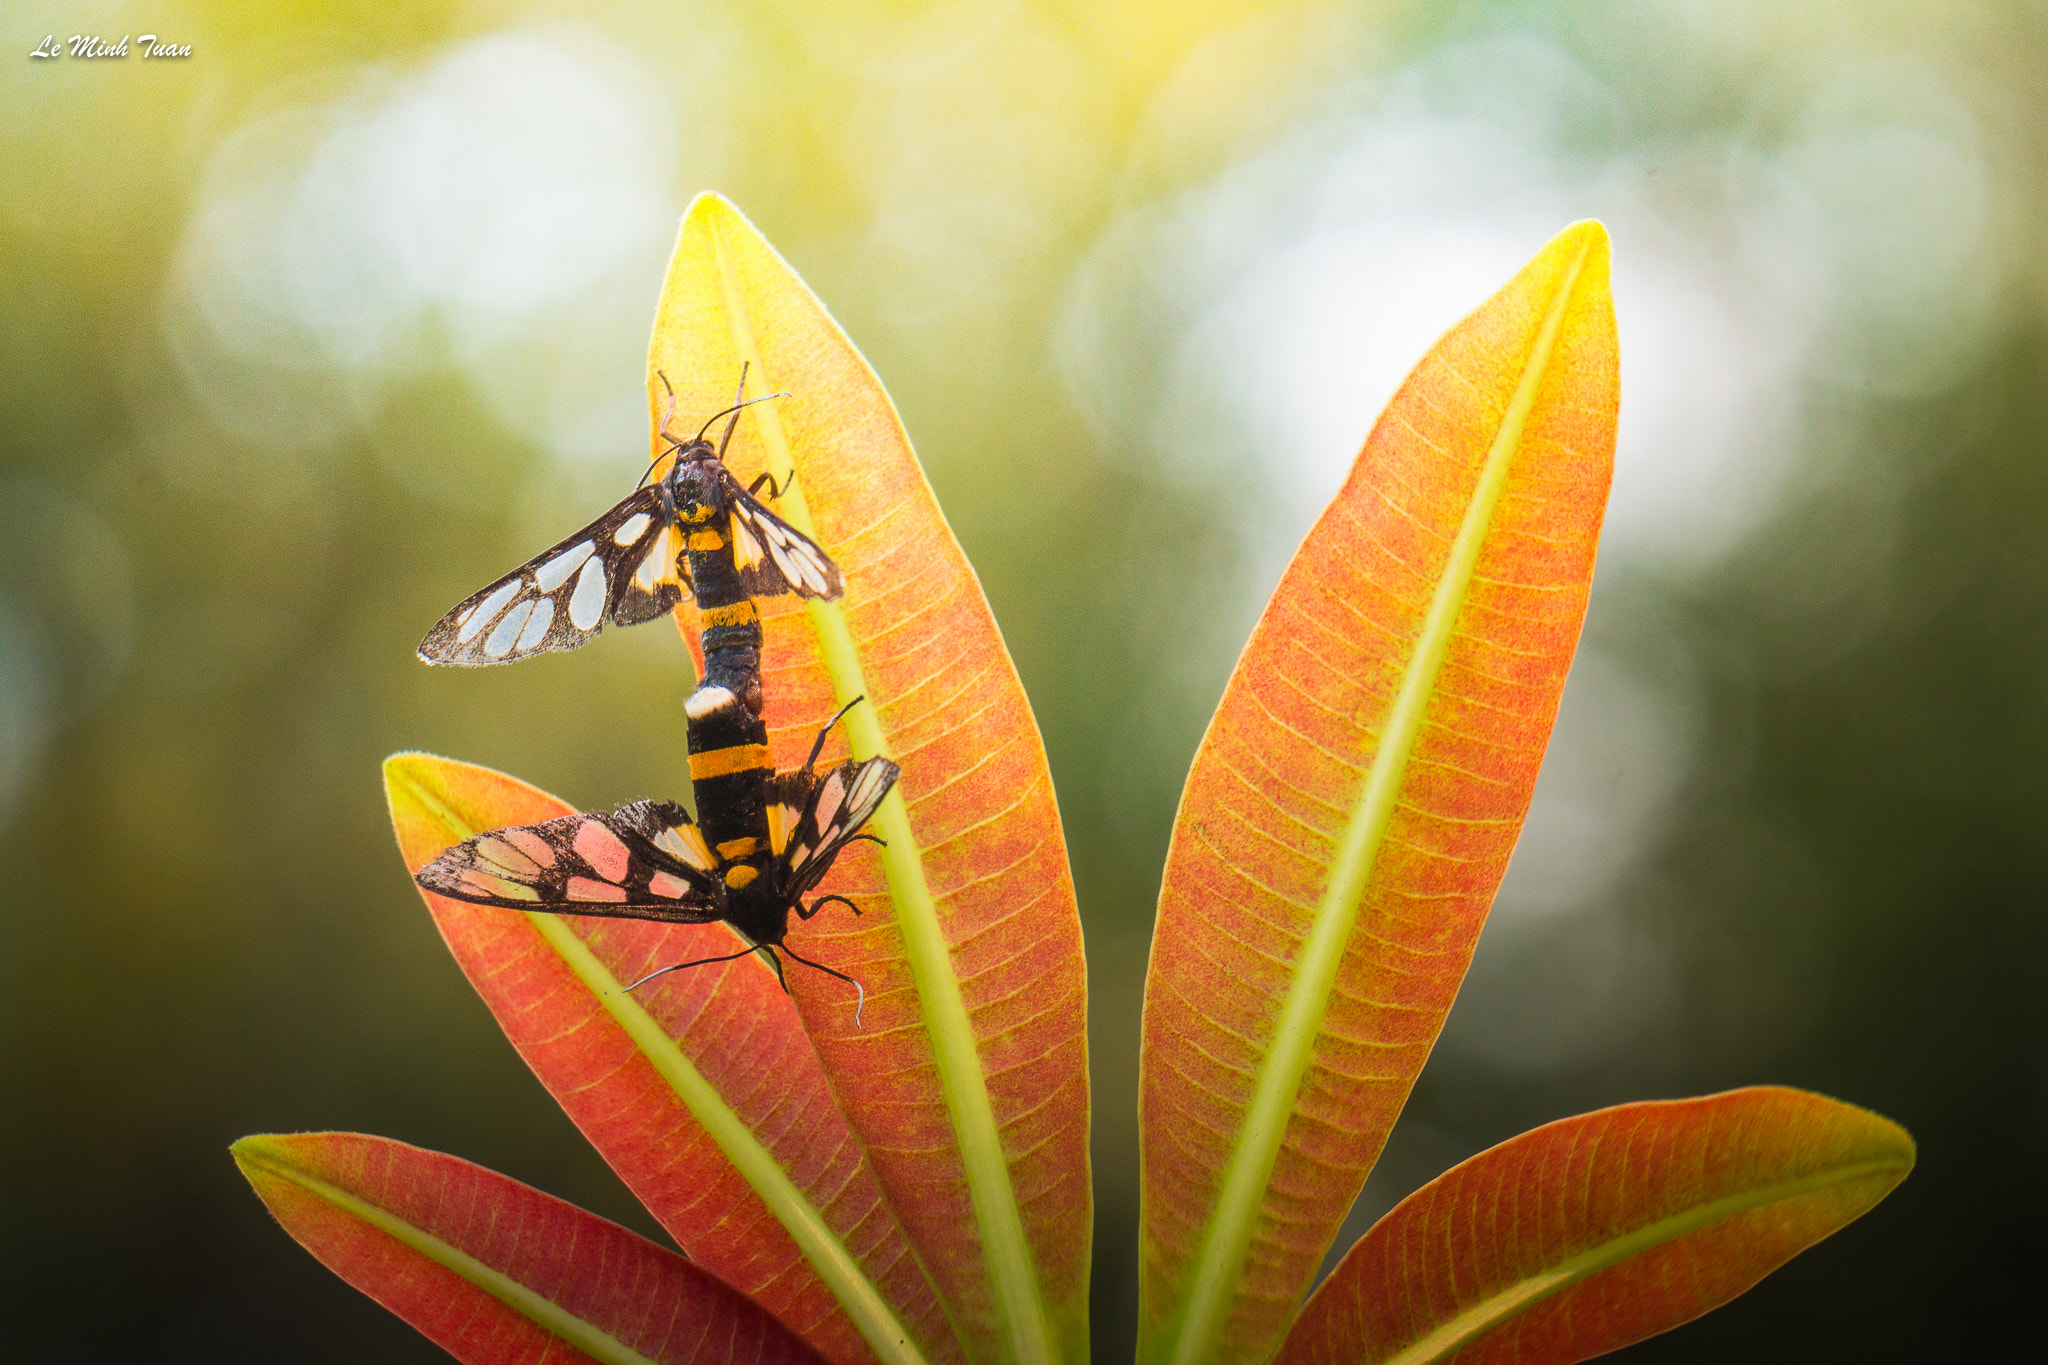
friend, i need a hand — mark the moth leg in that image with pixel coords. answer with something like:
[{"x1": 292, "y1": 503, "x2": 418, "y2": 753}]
[
  {"x1": 623, "y1": 944, "x2": 757, "y2": 993},
  {"x1": 780, "y1": 941, "x2": 867, "y2": 1028},
  {"x1": 803, "y1": 694, "x2": 868, "y2": 772},
  {"x1": 844, "y1": 833, "x2": 887, "y2": 849},
  {"x1": 747, "y1": 470, "x2": 787, "y2": 500},
  {"x1": 800, "y1": 894, "x2": 862, "y2": 921}
]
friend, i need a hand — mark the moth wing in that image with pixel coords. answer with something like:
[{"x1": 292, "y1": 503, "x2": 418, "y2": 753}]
[
  {"x1": 418, "y1": 487, "x2": 685, "y2": 666},
  {"x1": 723, "y1": 473, "x2": 845, "y2": 601},
  {"x1": 777, "y1": 756, "x2": 900, "y2": 901},
  {"x1": 414, "y1": 799, "x2": 726, "y2": 924}
]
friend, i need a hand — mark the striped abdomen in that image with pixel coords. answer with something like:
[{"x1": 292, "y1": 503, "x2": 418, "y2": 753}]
[{"x1": 674, "y1": 463, "x2": 774, "y2": 898}]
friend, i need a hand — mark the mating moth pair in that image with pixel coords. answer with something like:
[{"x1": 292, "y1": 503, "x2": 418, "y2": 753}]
[{"x1": 413, "y1": 376, "x2": 895, "y2": 1018}]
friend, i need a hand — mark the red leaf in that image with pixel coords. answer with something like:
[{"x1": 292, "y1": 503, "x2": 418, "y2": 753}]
[
  {"x1": 1274, "y1": 1088, "x2": 1915, "y2": 1365},
  {"x1": 1139, "y1": 222, "x2": 1618, "y2": 1365},
  {"x1": 234, "y1": 1131, "x2": 832, "y2": 1365},
  {"x1": 386, "y1": 754, "x2": 957, "y2": 1365}
]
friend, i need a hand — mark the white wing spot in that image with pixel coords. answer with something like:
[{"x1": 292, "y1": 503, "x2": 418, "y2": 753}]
[
  {"x1": 613, "y1": 512, "x2": 653, "y2": 546},
  {"x1": 484, "y1": 599, "x2": 535, "y2": 658},
  {"x1": 533, "y1": 540, "x2": 596, "y2": 592},
  {"x1": 731, "y1": 517, "x2": 763, "y2": 569},
  {"x1": 569, "y1": 557, "x2": 606, "y2": 630},
  {"x1": 457, "y1": 580, "x2": 522, "y2": 643},
  {"x1": 653, "y1": 823, "x2": 715, "y2": 871},
  {"x1": 515, "y1": 597, "x2": 555, "y2": 651},
  {"x1": 634, "y1": 525, "x2": 676, "y2": 591}
]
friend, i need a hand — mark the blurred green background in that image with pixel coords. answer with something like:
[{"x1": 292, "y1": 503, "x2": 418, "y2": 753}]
[{"x1": 4, "y1": 0, "x2": 2043, "y2": 1358}]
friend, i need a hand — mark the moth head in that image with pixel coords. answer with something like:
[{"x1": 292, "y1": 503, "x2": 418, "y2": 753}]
[{"x1": 669, "y1": 453, "x2": 725, "y2": 517}]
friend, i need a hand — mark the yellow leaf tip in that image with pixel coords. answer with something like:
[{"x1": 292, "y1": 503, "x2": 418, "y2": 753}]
[
  {"x1": 1556, "y1": 217, "x2": 1610, "y2": 248},
  {"x1": 383, "y1": 750, "x2": 438, "y2": 781},
  {"x1": 230, "y1": 1132, "x2": 290, "y2": 1176},
  {"x1": 382, "y1": 752, "x2": 440, "y2": 808},
  {"x1": 682, "y1": 190, "x2": 754, "y2": 238}
]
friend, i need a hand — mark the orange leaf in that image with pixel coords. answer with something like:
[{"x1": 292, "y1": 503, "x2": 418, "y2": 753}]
[
  {"x1": 1138, "y1": 222, "x2": 1618, "y2": 1365},
  {"x1": 1274, "y1": 1088, "x2": 1915, "y2": 1365},
  {"x1": 385, "y1": 753, "x2": 957, "y2": 1365},
  {"x1": 642, "y1": 195, "x2": 1091, "y2": 1365},
  {"x1": 233, "y1": 1131, "x2": 832, "y2": 1365}
]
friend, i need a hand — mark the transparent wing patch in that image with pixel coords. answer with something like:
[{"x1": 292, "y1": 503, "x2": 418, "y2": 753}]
[
  {"x1": 724, "y1": 474, "x2": 845, "y2": 602},
  {"x1": 778, "y1": 756, "x2": 900, "y2": 900}
]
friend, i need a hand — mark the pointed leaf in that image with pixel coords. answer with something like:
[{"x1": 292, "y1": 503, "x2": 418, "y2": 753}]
[
  {"x1": 1275, "y1": 1088, "x2": 1915, "y2": 1365},
  {"x1": 1137, "y1": 222, "x2": 1619, "y2": 1365},
  {"x1": 386, "y1": 753, "x2": 957, "y2": 1365},
  {"x1": 234, "y1": 1131, "x2": 831, "y2": 1365},
  {"x1": 647, "y1": 194, "x2": 1091, "y2": 1365}
]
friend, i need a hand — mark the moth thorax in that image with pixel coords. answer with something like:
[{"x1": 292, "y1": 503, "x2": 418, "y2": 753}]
[{"x1": 672, "y1": 462, "x2": 725, "y2": 518}]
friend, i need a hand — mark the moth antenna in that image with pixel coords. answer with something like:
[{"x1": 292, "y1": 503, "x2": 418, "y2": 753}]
[
  {"x1": 804, "y1": 695, "x2": 867, "y2": 773},
  {"x1": 715, "y1": 362, "x2": 749, "y2": 458},
  {"x1": 622, "y1": 944, "x2": 757, "y2": 992},
  {"x1": 781, "y1": 942, "x2": 866, "y2": 1028},
  {"x1": 636, "y1": 370, "x2": 686, "y2": 489},
  {"x1": 692, "y1": 383, "x2": 792, "y2": 447},
  {"x1": 802, "y1": 893, "x2": 862, "y2": 921}
]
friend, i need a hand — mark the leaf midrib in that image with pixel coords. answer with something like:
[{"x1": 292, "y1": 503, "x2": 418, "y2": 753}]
[
  {"x1": 1156, "y1": 233, "x2": 1595, "y2": 1365},
  {"x1": 704, "y1": 212, "x2": 1057, "y2": 1365}
]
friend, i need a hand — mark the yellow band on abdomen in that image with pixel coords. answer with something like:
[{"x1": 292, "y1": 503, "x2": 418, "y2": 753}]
[
  {"x1": 688, "y1": 744, "x2": 772, "y2": 781},
  {"x1": 700, "y1": 601, "x2": 759, "y2": 628}
]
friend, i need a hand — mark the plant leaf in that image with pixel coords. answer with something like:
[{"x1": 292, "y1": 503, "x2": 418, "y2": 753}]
[
  {"x1": 647, "y1": 193, "x2": 1091, "y2": 1365},
  {"x1": 385, "y1": 753, "x2": 956, "y2": 1365},
  {"x1": 1136, "y1": 222, "x2": 1618, "y2": 1365},
  {"x1": 1273, "y1": 1088, "x2": 1915, "y2": 1365},
  {"x1": 233, "y1": 1131, "x2": 833, "y2": 1365}
]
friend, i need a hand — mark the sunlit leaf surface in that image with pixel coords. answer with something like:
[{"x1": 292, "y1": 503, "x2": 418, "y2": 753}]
[
  {"x1": 1138, "y1": 223, "x2": 1619, "y2": 1365},
  {"x1": 233, "y1": 1131, "x2": 833, "y2": 1365},
  {"x1": 1274, "y1": 1088, "x2": 1915, "y2": 1365},
  {"x1": 649, "y1": 194, "x2": 1091, "y2": 1365},
  {"x1": 386, "y1": 754, "x2": 955, "y2": 1365}
]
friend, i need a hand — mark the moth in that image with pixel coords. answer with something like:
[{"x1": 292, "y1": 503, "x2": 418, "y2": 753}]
[
  {"x1": 415, "y1": 699, "x2": 897, "y2": 1020},
  {"x1": 418, "y1": 373, "x2": 842, "y2": 667}
]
